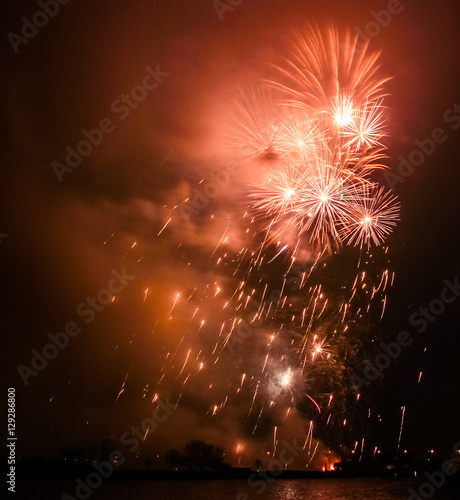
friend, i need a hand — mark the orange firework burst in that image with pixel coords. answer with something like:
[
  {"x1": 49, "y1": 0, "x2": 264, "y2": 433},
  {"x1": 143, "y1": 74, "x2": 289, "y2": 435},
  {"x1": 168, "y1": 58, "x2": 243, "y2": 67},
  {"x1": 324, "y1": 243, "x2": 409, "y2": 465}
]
[
  {"x1": 224, "y1": 87, "x2": 286, "y2": 162},
  {"x1": 340, "y1": 100, "x2": 387, "y2": 151},
  {"x1": 339, "y1": 184, "x2": 400, "y2": 248},
  {"x1": 228, "y1": 25, "x2": 400, "y2": 253},
  {"x1": 272, "y1": 25, "x2": 390, "y2": 110}
]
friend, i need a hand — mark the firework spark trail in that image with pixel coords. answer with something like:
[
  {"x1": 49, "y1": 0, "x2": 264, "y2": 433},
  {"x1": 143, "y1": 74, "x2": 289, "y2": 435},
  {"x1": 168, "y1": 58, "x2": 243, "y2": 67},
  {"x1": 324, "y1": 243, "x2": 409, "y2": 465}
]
[
  {"x1": 140, "y1": 287, "x2": 150, "y2": 309},
  {"x1": 380, "y1": 295, "x2": 387, "y2": 321},
  {"x1": 396, "y1": 406, "x2": 406, "y2": 460},
  {"x1": 251, "y1": 406, "x2": 265, "y2": 434},
  {"x1": 114, "y1": 368, "x2": 131, "y2": 404},
  {"x1": 306, "y1": 440, "x2": 320, "y2": 468},
  {"x1": 157, "y1": 218, "x2": 171, "y2": 236},
  {"x1": 305, "y1": 393, "x2": 322, "y2": 414},
  {"x1": 212, "y1": 224, "x2": 231, "y2": 257},
  {"x1": 267, "y1": 244, "x2": 289, "y2": 263},
  {"x1": 273, "y1": 426, "x2": 278, "y2": 456},
  {"x1": 177, "y1": 348, "x2": 191, "y2": 377},
  {"x1": 168, "y1": 293, "x2": 180, "y2": 315},
  {"x1": 212, "y1": 322, "x2": 226, "y2": 355},
  {"x1": 303, "y1": 421, "x2": 313, "y2": 450},
  {"x1": 359, "y1": 437, "x2": 365, "y2": 462},
  {"x1": 134, "y1": 424, "x2": 152, "y2": 459},
  {"x1": 247, "y1": 381, "x2": 260, "y2": 418}
]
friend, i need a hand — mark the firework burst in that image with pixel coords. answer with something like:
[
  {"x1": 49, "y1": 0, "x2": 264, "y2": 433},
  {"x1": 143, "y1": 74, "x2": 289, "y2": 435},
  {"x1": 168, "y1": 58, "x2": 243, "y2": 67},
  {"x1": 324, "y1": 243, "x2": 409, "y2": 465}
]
[
  {"x1": 224, "y1": 87, "x2": 286, "y2": 162},
  {"x1": 339, "y1": 184, "x2": 400, "y2": 249},
  {"x1": 341, "y1": 100, "x2": 387, "y2": 151},
  {"x1": 272, "y1": 26, "x2": 390, "y2": 111},
  {"x1": 234, "y1": 25, "x2": 400, "y2": 254}
]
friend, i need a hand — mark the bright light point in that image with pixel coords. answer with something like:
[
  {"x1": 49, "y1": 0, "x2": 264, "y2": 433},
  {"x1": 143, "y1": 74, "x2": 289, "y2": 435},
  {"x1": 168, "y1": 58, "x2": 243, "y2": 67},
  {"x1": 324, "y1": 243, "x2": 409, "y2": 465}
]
[
  {"x1": 336, "y1": 115, "x2": 352, "y2": 126},
  {"x1": 320, "y1": 194, "x2": 329, "y2": 202},
  {"x1": 285, "y1": 189, "x2": 295, "y2": 198},
  {"x1": 332, "y1": 95, "x2": 355, "y2": 127},
  {"x1": 280, "y1": 369, "x2": 292, "y2": 387}
]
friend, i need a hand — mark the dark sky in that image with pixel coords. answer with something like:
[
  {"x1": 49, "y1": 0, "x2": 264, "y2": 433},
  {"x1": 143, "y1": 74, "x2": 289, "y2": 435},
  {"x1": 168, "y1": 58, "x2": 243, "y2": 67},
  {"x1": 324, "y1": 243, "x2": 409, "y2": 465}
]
[{"x1": 2, "y1": 0, "x2": 460, "y2": 469}]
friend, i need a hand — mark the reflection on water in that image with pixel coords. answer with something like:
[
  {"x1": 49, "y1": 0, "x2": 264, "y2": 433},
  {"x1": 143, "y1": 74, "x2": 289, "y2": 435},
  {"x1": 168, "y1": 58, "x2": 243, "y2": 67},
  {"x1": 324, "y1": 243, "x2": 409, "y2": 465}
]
[{"x1": 23, "y1": 477, "x2": 460, "y2": 500}]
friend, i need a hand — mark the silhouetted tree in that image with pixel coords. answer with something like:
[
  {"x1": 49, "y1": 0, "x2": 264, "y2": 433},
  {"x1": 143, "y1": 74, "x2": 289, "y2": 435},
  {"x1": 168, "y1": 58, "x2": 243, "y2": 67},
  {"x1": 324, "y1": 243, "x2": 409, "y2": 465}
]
[
  {"x1": 164, "y1": 449, "x2": 182, "y2": 470},
  {"x1": 183, "y1": 440, "x2": 227, "y2": 471},
  {"x1": 57, "y1": 440, "x2": 115, "y2": 464},
  {"x1": 177, "y1": 452, "x2": 189, "y2": 471}
]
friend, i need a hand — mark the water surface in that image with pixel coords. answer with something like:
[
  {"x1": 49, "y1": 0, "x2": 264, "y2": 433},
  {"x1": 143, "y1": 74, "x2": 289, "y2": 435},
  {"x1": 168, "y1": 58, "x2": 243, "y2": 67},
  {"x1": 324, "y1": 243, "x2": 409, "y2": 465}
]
[{"x1": 24, "y1": 477, "x2": 460, "y2": 499}]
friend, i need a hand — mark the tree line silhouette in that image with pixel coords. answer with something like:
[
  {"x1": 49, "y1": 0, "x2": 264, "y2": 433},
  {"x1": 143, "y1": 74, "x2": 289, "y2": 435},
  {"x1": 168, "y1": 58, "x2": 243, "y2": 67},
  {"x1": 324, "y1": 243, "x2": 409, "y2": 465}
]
[
  {"x1": 164, "y1": 440, "x2": 229, "y2": 471},
  {"x1": 54, "y1": 439, "x2": 229, "y2": 471}
]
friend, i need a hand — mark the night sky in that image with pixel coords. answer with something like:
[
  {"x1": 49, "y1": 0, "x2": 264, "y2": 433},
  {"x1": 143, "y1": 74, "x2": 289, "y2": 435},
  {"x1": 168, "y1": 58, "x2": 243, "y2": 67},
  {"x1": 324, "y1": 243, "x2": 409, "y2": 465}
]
[{"x1": 2, "y1": 0, "x2": 460, "y2": 470}]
